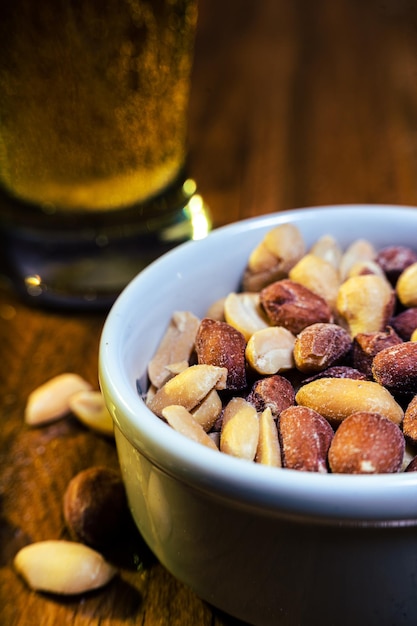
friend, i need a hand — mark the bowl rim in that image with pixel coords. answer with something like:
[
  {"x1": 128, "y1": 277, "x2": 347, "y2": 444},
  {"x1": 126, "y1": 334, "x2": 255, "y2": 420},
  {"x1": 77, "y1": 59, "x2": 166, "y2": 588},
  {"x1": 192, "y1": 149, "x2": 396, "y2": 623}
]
[{"x1": 99, "y1": 204, "x2": 417, "y2": 524}]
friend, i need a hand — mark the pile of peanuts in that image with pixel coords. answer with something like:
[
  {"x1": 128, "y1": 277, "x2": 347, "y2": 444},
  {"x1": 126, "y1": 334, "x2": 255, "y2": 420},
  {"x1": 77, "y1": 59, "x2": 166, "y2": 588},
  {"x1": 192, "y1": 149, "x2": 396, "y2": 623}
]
[{"x1": 145, "y1": 223, "x2": 417, "y2": 474}]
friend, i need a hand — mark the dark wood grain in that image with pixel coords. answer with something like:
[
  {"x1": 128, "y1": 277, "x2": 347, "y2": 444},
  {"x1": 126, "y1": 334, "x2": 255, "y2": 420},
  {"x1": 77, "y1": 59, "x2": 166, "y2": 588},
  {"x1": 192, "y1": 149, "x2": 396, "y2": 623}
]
[{"x1": 2, "y1": 0, "x2": 417, "y2": 623}]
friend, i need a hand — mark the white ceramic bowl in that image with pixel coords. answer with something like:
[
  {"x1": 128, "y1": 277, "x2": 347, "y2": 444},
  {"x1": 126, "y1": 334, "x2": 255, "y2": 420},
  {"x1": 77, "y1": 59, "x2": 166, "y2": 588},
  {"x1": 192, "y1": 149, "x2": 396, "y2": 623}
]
[{"x1": 99, "y1": 205, "x2": 417, "y2": 626}]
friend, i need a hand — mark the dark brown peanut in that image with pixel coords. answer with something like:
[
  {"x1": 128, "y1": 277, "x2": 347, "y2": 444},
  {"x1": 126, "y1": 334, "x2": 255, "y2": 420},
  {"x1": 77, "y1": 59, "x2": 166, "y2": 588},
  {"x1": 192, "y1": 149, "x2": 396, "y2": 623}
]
[
  {"x1": 390, "y1": 308, "x2": 417, "y2": 341},
  {"x1": 63, "y1": 467, "x2": 128, "y2": 548},
  {"x1": 195, "y1": 318, "x2": 247, "y2": 390},
  {"x1": 328, "y1": 412, "x2": 405, "y2": 474},
  {"x1": 279, "y1": 406, "x2": 334, "y2": 472},
  {"x1": 260, "y1": 279, "x2": 333, "y2": 335},
  {"x1": 302, "y1": 366, "x2": 367, "y2": 384},
  {"x1": 246, "y1": 374, "x2": 295, "y2": 418},
  {"x1": 376, "y1": 246, "x2": 417, "y2": 285},
  {"x1": 293, "y1": 323, "x2": 352, "y2": 373},
  {"x1": 352, "y1": 326, "x2": 403, "y2": 378},
  {"x1": 372, "y1": 342, "x2": 417, "y2": 394}
]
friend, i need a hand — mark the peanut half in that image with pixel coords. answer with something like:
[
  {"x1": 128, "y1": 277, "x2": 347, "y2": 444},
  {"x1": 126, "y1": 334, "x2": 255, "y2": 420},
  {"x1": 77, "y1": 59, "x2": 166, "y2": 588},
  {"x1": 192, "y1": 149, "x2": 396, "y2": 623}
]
[
  {"x1": 224, "y1": 292, "x2": 269, "y2": 341},
  {"x1": 336, "y1": 274, "x2": 395, "y2": 337},
  {"x1": 162, "y1": 405, "x2": 219, "y2": 451},
  {"x1": 295, "y1": 378, "x2": 404, "y2": 426},
  {"x1": 148, "y1": 310, "x2": 200, "y2": 388},
  {"x1": 147, "y1": 364, "x2": 228, "y2": 417},
  {"x1": 256, "y1": 407, "x2": 282, "y2": 467},
  {"x1": 25, "y1": 373, "x2": 93, "y2": 426},
  {"x1": 220, "y1": 397, "x2": 259, "y2": 461},
  {"x1": 245, "y1": 326, "x2": 295, "y2": 375},
  {"x1": 69, "y1": 390, "x2": 114, "y2": 437}
]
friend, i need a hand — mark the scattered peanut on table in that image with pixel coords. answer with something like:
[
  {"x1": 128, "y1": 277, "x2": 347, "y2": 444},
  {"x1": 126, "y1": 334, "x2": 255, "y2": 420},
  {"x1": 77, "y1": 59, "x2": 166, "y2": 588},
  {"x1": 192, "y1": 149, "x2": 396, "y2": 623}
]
[{"x1": 14, "y1": 374, "x2": 127, "y2": 596}]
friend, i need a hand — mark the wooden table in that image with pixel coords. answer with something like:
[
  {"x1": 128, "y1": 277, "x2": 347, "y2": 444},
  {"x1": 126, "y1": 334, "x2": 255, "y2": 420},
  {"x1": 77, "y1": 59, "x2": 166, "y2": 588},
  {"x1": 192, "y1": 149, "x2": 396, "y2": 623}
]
[{"x1": 2, "y1": 0, "x2": 417, "y2": 623}]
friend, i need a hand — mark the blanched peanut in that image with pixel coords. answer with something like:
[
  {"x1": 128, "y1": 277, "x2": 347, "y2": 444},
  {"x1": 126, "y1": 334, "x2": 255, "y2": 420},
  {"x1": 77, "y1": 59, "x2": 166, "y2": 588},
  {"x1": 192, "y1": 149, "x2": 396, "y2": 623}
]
[
  {"x1": 339, "y1": 239, "x2": 377, "y2": 281},
  {"x1": 403, "y1": 395, "x2": 417, "y2": 444},
  {"x1": 243, "y1": 223, "x2": 306, "y2": 292},
  {"x1": 224, "y1": 292, "x2": 269, "y2": 341},
  {"x1": 191, "y1": 389, "x2": 223, "y2": 431},
  {"x1": 289, "y1": 254, "x2": 340, "y2": 310},
  {"x1": 295, "y1": 378, "x2": 404, "y2": 426},
  {"x1": 245, "y1": 326, "x2": 295, "y2": 375},
  {"x1": 69, "y1": 390, "x2": 114, "y2": 437},
  {"x1": 162, "y1": 405, "x2": 219, "y2": 451},
  {"x1": 205, "y1": 297, "x2": 226, "y2": 321},
  {"x1": 147, "y1": 364, "x2": 228, "y2": 417},
  {"x1": 148, "y1": 311, "x2": 200, "y2": 388},
  {"x1": 309, "y1": 234, "x2": 342, "y2": 270},
  {"x1": 336, "y1": 274, "x2": 395, "y2": 337},
  {"x1": 256, "y1": 407, "x2": 281, "y2": 467},
  {"x1": 397, "y1": 262, "x2": 417, "y2": 307},
  {"x1": 14, "y1": 540, "x2": 116, "y2": 595},
  {"x1": 220, "y1": 397, "x2": 259, "y2": 461},
  {"x1": 25, "y1": 373, "x2": 93, "y2": 426},
  {"x1": 347, "y1": 260, "x2": 387, "y2": 279}
]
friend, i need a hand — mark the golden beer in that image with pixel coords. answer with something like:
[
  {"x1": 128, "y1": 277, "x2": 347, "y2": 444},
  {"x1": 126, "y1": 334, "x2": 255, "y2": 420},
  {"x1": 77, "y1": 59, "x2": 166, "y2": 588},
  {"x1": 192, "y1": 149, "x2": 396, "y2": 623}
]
[
  {"x1": 0, "y1": 0, "x2": 209, "y2": 306},
  {"x1": 0, "y1": 0, "x2": 197, "y2": 211}
]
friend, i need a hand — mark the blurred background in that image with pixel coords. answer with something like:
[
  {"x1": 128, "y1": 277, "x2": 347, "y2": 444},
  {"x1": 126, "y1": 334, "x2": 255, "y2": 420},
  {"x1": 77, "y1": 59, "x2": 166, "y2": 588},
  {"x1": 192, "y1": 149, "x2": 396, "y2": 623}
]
[{"x1": 189, "y1": 0, "x2": 417, "y2": 226}]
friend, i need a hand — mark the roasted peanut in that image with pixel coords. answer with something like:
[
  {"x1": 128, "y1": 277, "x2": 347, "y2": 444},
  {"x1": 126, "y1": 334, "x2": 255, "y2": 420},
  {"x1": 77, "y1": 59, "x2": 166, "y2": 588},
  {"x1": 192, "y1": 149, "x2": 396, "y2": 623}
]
[
  {"x1": 146, "y1": 226, "x2": 417, "y2": 475},
  {"x1": 195, "y1": 318, "x2": 247, "y2": 390},
  {"x1": 328, "y1": 412, "x2": 404, "y2": 474},
  {"x1": 376, "y1": 246, "x2": 417, "y2": 285},
  {"x1": 260, "y1": 279, "x2": 333, "y2": 335},
  {"x1": 352, "y1": 327, "x2": 403, "y2": 378},
  {"x1": 372, "y1": 342, "x2": 417, "y2": 394},
  {"x1": 391, "y1": 307, "x2": 417, "y2": 341},
  {"x1": 279, "y1": 405, "x2": 334, "y2": 473},
  {"x1": 293, "y1": 323, "x2": 352, "y2": 373},
  {"x1": 247, "y1": 374, "x2": 295, "y2": 418},
  {"x1": 63, "y1": 467, "x2": 127, "y2": 547}
]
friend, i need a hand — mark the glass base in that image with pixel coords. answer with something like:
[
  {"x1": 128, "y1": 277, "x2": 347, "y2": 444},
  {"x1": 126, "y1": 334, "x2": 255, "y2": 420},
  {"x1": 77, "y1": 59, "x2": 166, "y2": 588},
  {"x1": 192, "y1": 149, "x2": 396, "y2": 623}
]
[{"x1": 0, "y1": 174, "x2": 211, "y2": 310}]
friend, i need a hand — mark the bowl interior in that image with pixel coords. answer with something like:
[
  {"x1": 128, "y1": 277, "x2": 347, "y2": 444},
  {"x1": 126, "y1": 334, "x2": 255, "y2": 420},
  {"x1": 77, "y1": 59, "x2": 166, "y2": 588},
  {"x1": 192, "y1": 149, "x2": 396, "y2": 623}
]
[{"x1": 99, "y1": 205, "x2": 417, "y2": 523}]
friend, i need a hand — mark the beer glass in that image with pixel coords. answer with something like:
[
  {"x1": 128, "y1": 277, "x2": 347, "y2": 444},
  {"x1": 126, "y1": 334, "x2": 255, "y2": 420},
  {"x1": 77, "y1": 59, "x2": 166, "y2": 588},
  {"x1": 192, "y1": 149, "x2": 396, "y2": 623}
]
[{"x1": 0, "y1": 0, "x2": 210, "y2": 308}]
